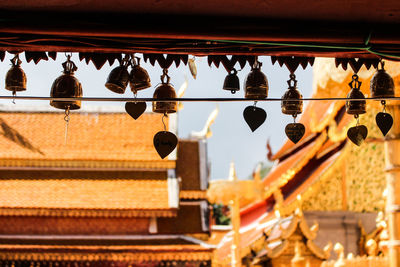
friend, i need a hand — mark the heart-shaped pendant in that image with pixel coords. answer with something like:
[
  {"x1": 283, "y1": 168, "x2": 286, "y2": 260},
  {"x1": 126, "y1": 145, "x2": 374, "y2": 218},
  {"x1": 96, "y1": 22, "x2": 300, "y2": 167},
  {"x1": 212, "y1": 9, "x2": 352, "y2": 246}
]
[
  {"x1": 376, "y1": 112, "x2": 393, "y2": 136},
  {"x1": 285, "y1": 123, "x2": 305, "y2": 144},
  {"x1": 243, "y1": 106, "x2": 267, "y2": 132},
  {"x1": 347, "y1": 125, "x2": 368, "y2": 146},
  {"x1": 153, "y1": 131, "x2": 178, "y2": 159},
  {"x1": 125, "y1": 101, "x2": 146, "y2": 120}
]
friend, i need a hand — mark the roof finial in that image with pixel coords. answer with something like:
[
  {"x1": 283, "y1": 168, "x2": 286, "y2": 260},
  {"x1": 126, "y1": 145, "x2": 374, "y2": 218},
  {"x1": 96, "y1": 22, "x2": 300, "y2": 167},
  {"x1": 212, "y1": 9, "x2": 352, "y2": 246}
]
[
  {"x1": 291, "y1": 241, "x2": 306, "y2": 267},
  {"x1": 228, "y1": 161, "x2": 238, "y2": 182}
]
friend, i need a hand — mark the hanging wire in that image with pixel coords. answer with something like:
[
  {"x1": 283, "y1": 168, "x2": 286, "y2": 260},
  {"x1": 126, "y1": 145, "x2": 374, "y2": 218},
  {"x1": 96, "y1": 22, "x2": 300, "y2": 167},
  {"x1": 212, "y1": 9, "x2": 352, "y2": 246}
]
[
  {"x1": 1, "y1": 95, "x2": 400, "y2": 102},
  {"x1": 382, "y1": 100, "x2": 387, "y2": 113},
  {"x1": 64, "y1": 105, "x2": 70, "y2": 144},
  {"x1": 162, "y1": 113, "x2": 168, "y2": 131},
  {"x1": 354, "y1": 114, "x2": 360, "y2": 126}
]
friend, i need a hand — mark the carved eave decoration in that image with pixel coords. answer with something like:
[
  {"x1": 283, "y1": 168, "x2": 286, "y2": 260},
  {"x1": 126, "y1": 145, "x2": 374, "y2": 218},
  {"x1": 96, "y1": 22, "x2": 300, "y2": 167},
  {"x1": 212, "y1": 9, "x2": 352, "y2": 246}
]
[{"x1": 248, "y1": 208, "x2": 331, "y2": 264}]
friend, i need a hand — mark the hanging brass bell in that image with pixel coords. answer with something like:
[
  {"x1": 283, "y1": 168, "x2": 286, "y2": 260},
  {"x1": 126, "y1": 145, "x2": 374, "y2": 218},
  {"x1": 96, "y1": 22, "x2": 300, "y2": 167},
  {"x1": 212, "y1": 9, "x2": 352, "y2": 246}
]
[
  {"x1": 370, "y1": 61, "x2": 395, "y2": 98},
  {"x1": 222, "y1": 68, "x2": 240, "y2": 94},
  {"x1": 129, "y1": 57, "x2": 151, "y2": 93},
  {"x1": 105, "y1": 56, "x2": 130, "y2": 94},
  {"x1": 346, "y1": 75, "x2": 366, "y2": 115},
  {"x1": 5, "y1": 55, "x2": 27, "y2": 93},
  {"x1": 50, "y1": 57, "x2": 82, "y2": 110},
  {"x1": 244, "y1": 61, "x2": 268, "y2": 99},
  {"x1": 152, "y1": 70, "x2": 177, "y2": 114},
  {"x1": 281, "y1": 75, "x2": 303, "y2": 115}
]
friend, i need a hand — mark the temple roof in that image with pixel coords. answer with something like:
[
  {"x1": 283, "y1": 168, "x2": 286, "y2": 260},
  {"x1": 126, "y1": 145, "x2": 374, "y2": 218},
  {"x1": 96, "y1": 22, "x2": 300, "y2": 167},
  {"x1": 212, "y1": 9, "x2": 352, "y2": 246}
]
[
  {"x1": 0, "y1": 179, "x2": 179, "y2": 217},
  {"x1": 212, "y1": 58, "x2": 400, "y2": 263},
  {"x1": 0, "y1": 105, "x2": 175, "y2": 169}
]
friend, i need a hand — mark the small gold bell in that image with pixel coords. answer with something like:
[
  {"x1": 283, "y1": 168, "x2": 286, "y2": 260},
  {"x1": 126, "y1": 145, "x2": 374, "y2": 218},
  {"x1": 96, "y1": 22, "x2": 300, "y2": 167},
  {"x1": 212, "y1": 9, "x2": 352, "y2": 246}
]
[
  {"x1": 281, "y1": 74, "x2": 303, "y2": 115},
  {"x1": 244, "y1": 61, "x2": 268, "y2": 99},
  {"x1": 370, "y1": 61, "x2": 394, "y2": 98},
  {"x1": 346, "y1": 74, "x2": 366, "y2": 115},
  {"x1": 129, "y1": 57, "x2": 151, "y2": 93},
  {"x1": 152, "y1": 69, "x2": 177, "y2": 114},
  {"x1": 105, "y1": 55, "x2": 130, "y2": 94},
  {"x1": 5, "y1": 54, "x2": 27, "y2": 93},
  {"x1": 222, "y1": 68, "x2": 240, "y2": 94},
  {"x1": 50, "y1": 56, "x2": 82, "y2": 110}
]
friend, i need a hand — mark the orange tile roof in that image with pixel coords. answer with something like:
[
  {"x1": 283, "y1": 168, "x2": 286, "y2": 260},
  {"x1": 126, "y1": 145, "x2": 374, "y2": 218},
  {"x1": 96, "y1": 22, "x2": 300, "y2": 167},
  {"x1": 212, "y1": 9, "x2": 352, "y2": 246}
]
[
  {"x1": 0, "y1": 108, "x2": 174, "y2": 168},
  {"x1": 0, "y1": 179, "x2": 173, "y2": 215},
  {"x1": 0, "y1": 244, "x2": 213, "y2": 262}
]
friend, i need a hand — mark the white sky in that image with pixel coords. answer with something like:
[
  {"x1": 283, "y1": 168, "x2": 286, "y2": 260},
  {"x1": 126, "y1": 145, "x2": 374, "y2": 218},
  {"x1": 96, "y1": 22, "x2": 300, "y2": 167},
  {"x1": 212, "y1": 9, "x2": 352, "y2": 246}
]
[{"x1": 0, "y1": 53, "x2": 312, "y2": 180}]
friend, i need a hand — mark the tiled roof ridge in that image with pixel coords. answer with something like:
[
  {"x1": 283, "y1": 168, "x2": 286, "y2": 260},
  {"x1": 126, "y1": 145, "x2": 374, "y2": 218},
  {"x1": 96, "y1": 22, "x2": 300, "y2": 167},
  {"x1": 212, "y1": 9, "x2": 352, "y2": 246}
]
[
  {"x1": 0, "y1": 178, "x2": 170, "y2": 182},
  {"x1": 0, "y1": 104, "x2": 154, "y2": 114},
  {"x1": 0, "y1": 208, "x2": 177, "y2": 217}
]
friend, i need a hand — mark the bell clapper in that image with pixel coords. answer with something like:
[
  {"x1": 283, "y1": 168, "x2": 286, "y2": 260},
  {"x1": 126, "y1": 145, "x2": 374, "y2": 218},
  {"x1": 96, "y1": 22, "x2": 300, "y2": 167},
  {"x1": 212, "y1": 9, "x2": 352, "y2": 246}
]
[
  {"x1": 12, "y1": 91, "x2": 16, "y2": 104},
  {"x1": 64, "y1": 105, "x2": 71, "y2": 145}
]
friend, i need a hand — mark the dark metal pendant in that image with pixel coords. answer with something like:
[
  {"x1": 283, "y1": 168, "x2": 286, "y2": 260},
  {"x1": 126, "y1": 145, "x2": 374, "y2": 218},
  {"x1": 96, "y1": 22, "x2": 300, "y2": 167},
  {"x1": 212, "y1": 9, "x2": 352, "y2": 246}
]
[
  {"x1": 153, "y1": 131, "x2": 178, "y2": 159},
  {"x1": 285, "y1": 123, "x2": 305, "y2": 144},
  {"x1": 125, "y1": 101, "x2": 147, "y2": 120},
  {"x1": 347, "y1": 125, "x2": 368, "y2": 146},
  {"x1": 243, "y1": 105, "x2": 267, "y2": 132},
  {"x1": 376, "y1": 112, "x2": 393, "y2": 136}
]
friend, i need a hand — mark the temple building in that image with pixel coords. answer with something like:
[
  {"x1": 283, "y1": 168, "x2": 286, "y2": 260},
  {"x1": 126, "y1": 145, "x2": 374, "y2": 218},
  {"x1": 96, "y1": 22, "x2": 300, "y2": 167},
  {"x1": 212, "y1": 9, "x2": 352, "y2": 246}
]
[
  {"x1": 0, "y1": 105, "x2": 213, "y2": 266},
  {"x1": 208, "y1": 58, "x2": 400, "y2": 266}
]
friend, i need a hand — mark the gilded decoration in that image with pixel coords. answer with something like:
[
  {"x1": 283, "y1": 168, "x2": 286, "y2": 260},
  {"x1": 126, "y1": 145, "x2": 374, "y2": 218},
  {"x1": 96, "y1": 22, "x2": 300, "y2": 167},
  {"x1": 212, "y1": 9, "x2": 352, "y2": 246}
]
[
  {"x1": 345, "y1": 108, "x2": 386, "y2": 212},
  {"x1": 301, "y1": 155, "x2": 343, "y2": 211}
]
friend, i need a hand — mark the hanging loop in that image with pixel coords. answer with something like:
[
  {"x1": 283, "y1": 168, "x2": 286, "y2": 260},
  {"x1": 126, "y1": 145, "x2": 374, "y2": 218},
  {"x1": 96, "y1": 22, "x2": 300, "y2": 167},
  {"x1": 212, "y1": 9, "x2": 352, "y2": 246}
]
[
  {"x1": 252, "y1": 60, "x2": 262, "y2": 70},
  {"x1": 348, "y1": 74, "x2": 362, "y2": 90},
  {"x1": 287, "y1": 74, "x2": 298, "y2": 89},
  {"x1": 161, "y1": 69, "x2": 170, "y2": 84},
  {"x1": 121, "y1": 54, "x2": 130, "y2": 67},
  {"x1": 62, "y1": 54, "x2": 77, "y2": 74},
  {"x1": 11, "y1": 54, "x2": 22, "y2": 66},
  {"x1": 382, "y1": 100, "x2": 387, "y2": 113},
  {"x1": 378, "y1": 60, "x2": 385, "y2": 70}
]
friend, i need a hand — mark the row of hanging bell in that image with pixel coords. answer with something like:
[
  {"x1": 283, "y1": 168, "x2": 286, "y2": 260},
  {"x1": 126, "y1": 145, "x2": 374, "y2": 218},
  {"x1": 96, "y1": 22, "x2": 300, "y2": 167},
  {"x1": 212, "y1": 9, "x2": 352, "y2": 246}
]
[
  {"x1": 105, "y1": 55, "x2": 151, "y2": 94},
  {"x1": 345, "y1": 60, "x2": 395, "y2": 146},
  {"x1": 223, "y1": 59, "x2": 269, "y2": 99}
]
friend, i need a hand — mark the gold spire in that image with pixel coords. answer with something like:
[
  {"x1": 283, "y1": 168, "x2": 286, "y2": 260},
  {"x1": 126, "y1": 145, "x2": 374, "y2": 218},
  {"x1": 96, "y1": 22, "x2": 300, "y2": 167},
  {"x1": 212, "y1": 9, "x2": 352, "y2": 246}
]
[
  {"x1": 228, "y1": 161, "x2": 238, "y2": 182},
  {"x1": 291, "y1": 241, "x2": 306, "y2": 267}
]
